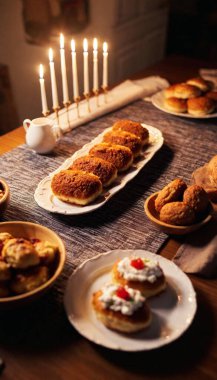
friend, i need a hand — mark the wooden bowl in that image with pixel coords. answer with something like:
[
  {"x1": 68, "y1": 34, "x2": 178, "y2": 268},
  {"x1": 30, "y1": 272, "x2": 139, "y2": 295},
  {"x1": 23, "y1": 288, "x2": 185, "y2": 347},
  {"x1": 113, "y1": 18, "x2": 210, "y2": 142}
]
[
  {"x1": 0, "y1": 221, "x2": 66, "y2": 309},
  {"x1": 144, "y1": 192, "x2": 212, "y2": 235},
  {"x1": 0, "y1": 178, "x2": 10, "y2": 216}
]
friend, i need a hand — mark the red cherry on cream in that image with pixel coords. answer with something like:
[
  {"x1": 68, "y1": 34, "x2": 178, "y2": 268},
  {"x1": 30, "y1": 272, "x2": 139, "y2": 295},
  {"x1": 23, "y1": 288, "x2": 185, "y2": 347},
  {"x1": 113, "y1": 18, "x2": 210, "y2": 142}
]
[
  {"x1": 116, "y1": 287, "x2": 130, "y2": 301},
  {"x1": 130, "y1": 258, "x2": 145, "y2": 270}
]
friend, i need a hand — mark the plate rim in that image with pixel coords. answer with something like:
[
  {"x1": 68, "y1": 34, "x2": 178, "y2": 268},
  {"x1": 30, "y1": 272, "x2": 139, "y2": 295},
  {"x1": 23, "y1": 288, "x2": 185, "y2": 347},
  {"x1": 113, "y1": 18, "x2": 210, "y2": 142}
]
[
  {"x1": 64, "y1": 249, "x2": 197, "y2": 351},
  {"x1": 152, "y1": 90, "x2": 217, "y2": 119}
]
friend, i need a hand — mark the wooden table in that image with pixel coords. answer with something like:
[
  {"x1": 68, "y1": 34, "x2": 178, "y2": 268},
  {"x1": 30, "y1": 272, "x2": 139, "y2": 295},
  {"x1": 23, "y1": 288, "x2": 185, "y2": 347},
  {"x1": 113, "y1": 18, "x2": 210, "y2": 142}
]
[{"x1": 0, "y1": 55, "x2": 217, "y2": 380}]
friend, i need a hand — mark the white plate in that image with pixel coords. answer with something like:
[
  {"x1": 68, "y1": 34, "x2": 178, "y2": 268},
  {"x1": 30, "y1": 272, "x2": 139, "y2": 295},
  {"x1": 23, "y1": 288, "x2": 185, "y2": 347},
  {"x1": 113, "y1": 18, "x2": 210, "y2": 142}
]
[
  {"x1": 64, "y1": 249, "x2": 197, "y2": 351},
  {"x1": 34, "y1": 124, "x2": 163, "y2": 215},
  {"x1": 152, "y1": 90, "x2": 217, "y2": 119}
]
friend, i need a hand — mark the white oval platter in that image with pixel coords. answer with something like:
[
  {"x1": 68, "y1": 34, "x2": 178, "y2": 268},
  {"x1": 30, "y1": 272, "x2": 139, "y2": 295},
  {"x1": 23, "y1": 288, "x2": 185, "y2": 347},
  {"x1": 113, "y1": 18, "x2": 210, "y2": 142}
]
[{"x1": 34, "y1": 124, "x2": 163, "y2": 215}]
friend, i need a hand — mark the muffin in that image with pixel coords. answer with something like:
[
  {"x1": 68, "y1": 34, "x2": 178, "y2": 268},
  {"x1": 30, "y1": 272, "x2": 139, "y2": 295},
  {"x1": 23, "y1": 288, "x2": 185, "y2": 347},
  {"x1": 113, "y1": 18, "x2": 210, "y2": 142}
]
[
  {"x1": 186, "y1": 77, "x2": 212, "y2": 92},
  {"x1": 160, "y1": 202, "x2": 195, "y2": 225},
  {"x1": 92, "y1": 283, "x2": 151, "y2": 333},
  {"x1": 155, "y1": 178, "x2": 187, "y2": 213},
  {"x1": 112, "y1": 256, "x2": 166, "y2": 297},
  {"x1": 183, "y1": 185, "x2": 209, "y2": 214}
]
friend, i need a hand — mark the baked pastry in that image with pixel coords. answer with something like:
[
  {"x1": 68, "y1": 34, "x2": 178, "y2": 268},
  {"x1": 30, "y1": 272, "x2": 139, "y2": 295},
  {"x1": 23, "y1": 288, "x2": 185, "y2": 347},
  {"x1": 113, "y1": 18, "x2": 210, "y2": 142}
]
[
  {"x1": 51, "y1": 169, "x2": 102, "y2": 206},
  {"x1": 89, "y1": 143, "x2": 133, "y2": 172},
  {"x1": 0, "y1": 232, "x2": 13, "y2": 243},
  {"x1": 112, "y1": 257, "x2": 166, "y2": 298},
  {"x1": 187, "y1": 96, "x2": 215, "y2": 116},
  {"x1": 11, "y1": 266, "x2": 49, "y2": 295},
  {"x1": 103, "y1": 130, "x2": 142, "y2": 157},
  {"x1": 164, "y1": 97, "x2": 187, "y2": 113},
  {"x1": 155, "y1": 178, "x2": 187, "y2": 213},
  {"x1": 186, "y1": 77, "x2": 212, "y2": 92},
  {"x1": 192, "y1": 155, "x2": 217, "y2": 202},
  {"x1": 33, "y1": 241, "x2": 57, "y2": 264},
  {"x1": 92, "y1": 283, "x2": 151, "y2": 333},
  {"x1": 164, "y1": 83, "x2": 201, "y2": 99},
  {"x1": 112, "y1": 120, "x2": 149, "y2": 146},
  {"x1": 160, "y1": 202, "x2": 195, "y2": 225},
  {"x1": 2, "y1": 238, "x2": 40, "y2": 269},
  {"x1": 0, "y1": 261, "x2": 11, "y2": 281},
  {"x1": 69, "y1": 155, "x2": 117, "y2": 187},
  {"x1": 183, "y1": 185, "x2": 209, "y2": 214}
]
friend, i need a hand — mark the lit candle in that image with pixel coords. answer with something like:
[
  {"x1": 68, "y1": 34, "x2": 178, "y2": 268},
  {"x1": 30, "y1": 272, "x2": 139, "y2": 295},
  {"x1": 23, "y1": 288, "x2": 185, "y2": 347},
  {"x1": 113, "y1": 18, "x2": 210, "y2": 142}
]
[
  {"x1": 93, "y1": 38, "x2": 98, "y2": 92},
  {"x1": 102, "y1": 42, "x2": 108, "y2": 89},
  {"x1": 71, "y1": 39, "x2": 79, "y2": 100},
  {"x1": 60, "y1": 33, "x2": 69, "y2": 104},
  {"x1": 39, "y1": 64, "x2": 49, "y2": 115},
  {"x1": 49, "y1": 48, "x2": 59, "y2": 109},
  {"x1": 83, "y1": 38, "x2": 89, "y2": 94}
]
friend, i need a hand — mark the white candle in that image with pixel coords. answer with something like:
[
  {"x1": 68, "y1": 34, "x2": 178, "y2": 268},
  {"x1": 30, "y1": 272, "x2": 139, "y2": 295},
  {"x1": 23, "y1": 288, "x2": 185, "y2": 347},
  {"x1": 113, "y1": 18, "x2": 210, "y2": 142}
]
[
  {"x1": 39, "y1": 64, "x2": 49, "y2": 115},
  {"x1": 93, "y1": 38, "x2": 98, "y2": 92},
  {"x1": 60, "y1": 33, "x2": 69, "y2": 104},
  {"x1": 49, "y1": 48, "x2": 59, "y2": 109},
  {"x1": 71, "y1": 39, "x2": 79, "y2": 100},
  {"x1": 102, "y1": 42, "x2": 108, "y2": 88},
  {"x1": 83, "y1": 38, "x2": 89, "y2": 94}
]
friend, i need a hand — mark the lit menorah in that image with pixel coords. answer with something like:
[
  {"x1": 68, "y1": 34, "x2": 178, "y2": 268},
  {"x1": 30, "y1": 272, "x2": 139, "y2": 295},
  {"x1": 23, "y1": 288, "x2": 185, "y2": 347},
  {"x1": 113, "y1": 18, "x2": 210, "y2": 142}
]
[{"x1": 38, "y1": 34, "x2": 108, "y2": 128}]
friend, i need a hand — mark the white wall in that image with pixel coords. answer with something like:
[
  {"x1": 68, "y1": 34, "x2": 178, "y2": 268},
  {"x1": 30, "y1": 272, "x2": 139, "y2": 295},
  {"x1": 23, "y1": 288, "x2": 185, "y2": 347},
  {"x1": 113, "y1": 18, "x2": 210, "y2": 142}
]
[{"x1": 0, "y1": 0, "x2": 169, "y2": 125}]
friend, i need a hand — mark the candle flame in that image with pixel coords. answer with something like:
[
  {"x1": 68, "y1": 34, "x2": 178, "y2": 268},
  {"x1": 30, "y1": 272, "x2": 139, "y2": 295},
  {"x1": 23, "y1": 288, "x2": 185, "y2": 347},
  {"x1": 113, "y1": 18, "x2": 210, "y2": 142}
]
[
  {"x1": 83, "y1": 38, "x2": 88, "y2": 52},
  {"x1": 71, "y1": 39, "x2": 76, "y2": 52},
  {"x1": 103, "y1": 42, "x2": 108, "y2": 53},
  {"x1": 49, "y1": 48, "x2": 53, "y2": 62},
  {"x1": 60, "y1": 33, "x2": 64, "y2": 49},
  {"x1": 93, "y1": 38, "x2": 98, "y2": 51},
  {"x1": 39, "y1": 64, "x2": 44, "y2": 79}
]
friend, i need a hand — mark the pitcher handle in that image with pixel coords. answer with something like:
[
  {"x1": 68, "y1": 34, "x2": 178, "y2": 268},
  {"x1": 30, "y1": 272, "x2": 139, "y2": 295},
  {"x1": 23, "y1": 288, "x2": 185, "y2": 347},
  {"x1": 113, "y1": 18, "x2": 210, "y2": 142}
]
[
  {"x1": 52, "y1": 124, "x2": 62, "y2": 140},
  {"x1": 23, "y1": 119, "x2": 31, "y2": 132}
]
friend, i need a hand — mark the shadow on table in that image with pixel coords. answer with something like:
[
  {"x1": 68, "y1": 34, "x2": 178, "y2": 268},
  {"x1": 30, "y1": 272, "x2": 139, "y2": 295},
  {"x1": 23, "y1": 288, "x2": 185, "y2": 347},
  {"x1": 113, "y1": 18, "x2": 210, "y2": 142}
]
[
  {"x1": 93, "y1": 287, "x2": 216, "y2": 377},
  {"x1": 51, "y1": 143, "x2": 174, "y2": 229},
  {"x1": 0, "y1": 289, "x2": 79, "y2": 353}
]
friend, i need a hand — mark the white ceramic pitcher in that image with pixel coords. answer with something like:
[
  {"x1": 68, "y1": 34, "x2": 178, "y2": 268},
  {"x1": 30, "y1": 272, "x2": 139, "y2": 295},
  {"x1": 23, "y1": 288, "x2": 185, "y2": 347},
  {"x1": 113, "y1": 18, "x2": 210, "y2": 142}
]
[{"x1": 23, "y1": 117, "x2": 61, "y2": 154}]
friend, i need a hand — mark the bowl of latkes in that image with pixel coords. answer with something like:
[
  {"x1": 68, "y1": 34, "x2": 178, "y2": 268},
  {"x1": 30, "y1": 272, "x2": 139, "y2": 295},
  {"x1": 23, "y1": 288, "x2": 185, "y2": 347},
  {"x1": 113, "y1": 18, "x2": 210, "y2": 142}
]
[
  {"x1": 0, "y1": 221, "x2": 66, "y2": 308},
  {"x1": 144, "y1": 179, "x2": 213, "y2": 235},
  {"x1": 0, "y1": 178, "x2": 10, "y2": 216}
]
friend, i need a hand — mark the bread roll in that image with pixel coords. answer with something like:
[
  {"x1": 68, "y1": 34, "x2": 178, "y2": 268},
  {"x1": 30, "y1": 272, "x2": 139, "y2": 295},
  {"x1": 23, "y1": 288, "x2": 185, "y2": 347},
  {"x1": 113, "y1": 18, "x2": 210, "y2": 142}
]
[
  {"x1": 186, "y1": 77, "x2": 212, "y2": 92},
  {"x1": 2, "y1": 238, "x2": 40, "y2": 269},
  {"x1": 183, "y1": 185, "x2": 209, "y2": 214},
  {"x1": 164, "y1": 97, "x2": 187, "y2": 113},
  {"x1": 164, "y1": 83, "x2": 201, "y2": 99},
  {"x1": 187, "y1": 96, "x2": 215, "y2": 116}
]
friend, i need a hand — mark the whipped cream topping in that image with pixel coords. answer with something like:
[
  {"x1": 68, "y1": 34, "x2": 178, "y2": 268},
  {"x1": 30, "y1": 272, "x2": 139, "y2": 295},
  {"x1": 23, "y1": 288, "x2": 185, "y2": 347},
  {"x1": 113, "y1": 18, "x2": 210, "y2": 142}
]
[
  {"x1": 99, "y1": 283, "x2": 145, "y2": 316},
  {"x1": 117, "y1": 257, "x2": 162, "y2": 283}
]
